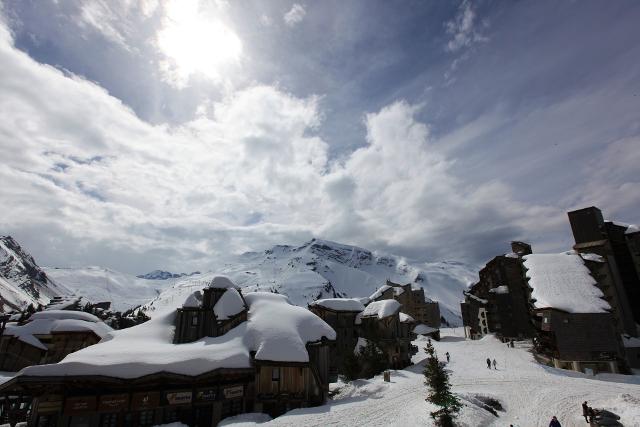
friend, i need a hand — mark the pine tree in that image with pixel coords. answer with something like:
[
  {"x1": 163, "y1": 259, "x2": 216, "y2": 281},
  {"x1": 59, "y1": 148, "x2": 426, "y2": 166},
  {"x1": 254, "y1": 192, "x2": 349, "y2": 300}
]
[
  {"x1": 341, "y1": 350, "x2": 361, "y2": 381},
  {"x1": 423, "y1": 341, "x2": 461, "y2": 426},
  {"x1": 359, "y1": 339, "x2": 388, "y2": 379}
]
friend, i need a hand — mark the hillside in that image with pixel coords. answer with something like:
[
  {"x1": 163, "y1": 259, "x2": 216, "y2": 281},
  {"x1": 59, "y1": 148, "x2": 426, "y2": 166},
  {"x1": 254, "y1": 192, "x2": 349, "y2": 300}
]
[{"x1": 0, "y1": 236, "x2": 70, "y2": 311}]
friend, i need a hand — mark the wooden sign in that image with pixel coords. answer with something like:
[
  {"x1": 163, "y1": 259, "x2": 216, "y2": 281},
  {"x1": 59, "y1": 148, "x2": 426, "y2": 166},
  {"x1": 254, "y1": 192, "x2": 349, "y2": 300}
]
[
  {"x1": 98, "y1": 394, "x2": 129, "y2": 412},
  {"x1": 131, "y1": 392, "x2": 160, "y2": 410},
  {"x1": 165, "y1": 391, "x2": 192, "y2": 406},
  {"x1": 223, "y1": 386, "x2": 243, "y2": 399},
  {"x1": 64, "y1": 396, "x2": 97, "y2": 415}
]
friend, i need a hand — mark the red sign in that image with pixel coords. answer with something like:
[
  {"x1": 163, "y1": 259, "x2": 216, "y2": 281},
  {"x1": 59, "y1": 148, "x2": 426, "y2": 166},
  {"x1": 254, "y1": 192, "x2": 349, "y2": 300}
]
[{"x1": 165, "y1": 391, "x2": 192, "y2": 406}]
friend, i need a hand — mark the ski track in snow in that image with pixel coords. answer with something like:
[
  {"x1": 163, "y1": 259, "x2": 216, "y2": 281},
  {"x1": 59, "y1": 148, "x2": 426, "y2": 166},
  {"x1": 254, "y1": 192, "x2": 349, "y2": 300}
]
[{"x1": 239, "y1": 329, "x2": 640, "y2": 427}]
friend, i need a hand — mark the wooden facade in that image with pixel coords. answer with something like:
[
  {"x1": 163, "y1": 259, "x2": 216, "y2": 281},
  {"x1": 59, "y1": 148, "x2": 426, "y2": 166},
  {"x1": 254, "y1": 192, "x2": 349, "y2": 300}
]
[
  {"x1": 532, "y1": 308, "x2": 622, "y2": 374},
  {"x1": 0, "y1": 331, "x2": 102, "y2": 372},
  {"x1": 358, "y1": 310, "x2": 415, "y2": 369}
]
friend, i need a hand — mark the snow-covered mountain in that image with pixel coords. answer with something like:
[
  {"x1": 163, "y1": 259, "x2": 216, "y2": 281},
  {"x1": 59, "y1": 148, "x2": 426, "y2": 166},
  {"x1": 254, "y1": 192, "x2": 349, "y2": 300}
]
[
  {"x1": 0, "y1": 236, "x2": 70, "y2": 312},
  {"x1": 142, "y1": 239, "x2": 477, "y2": 324},
  {"x1": 136, "y1": 270, "x2": 200, "y2": 280},
  {"x1": 43, "y1": 267, "x2": 177, "y2": 312}
]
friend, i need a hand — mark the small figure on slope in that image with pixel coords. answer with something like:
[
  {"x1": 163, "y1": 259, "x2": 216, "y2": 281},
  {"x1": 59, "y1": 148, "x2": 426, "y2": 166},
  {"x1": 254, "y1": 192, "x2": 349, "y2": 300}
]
[
  {"x1": 492, "y1": 358, "x2": 497, "y2": 370},
  {"x1": 486, "y1": 357, "x2": 491, "y2": 369},
  {"x1": 445, "y1": 352, "x2": 450, "y2": 363},
  {"x1": 549, "y1": 415, "x2": 561, "y2": 427}
]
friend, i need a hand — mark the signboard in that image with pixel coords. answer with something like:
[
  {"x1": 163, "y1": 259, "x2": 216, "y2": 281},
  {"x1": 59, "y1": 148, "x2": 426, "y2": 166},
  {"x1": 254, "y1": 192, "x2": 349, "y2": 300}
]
[
  {"x1": 223, "y1": 386, "x2": 243, "y2": 399},
  {"x1": 64, "y1": 396, "x2": 97, "y2": 415},
  {"x1": 131, "y1": 392, "x2": 160, "y2": 410},
  {"x1": 195, "y1": 388, "x2": 217, "y2": 402},
  {"x1": 98, "y1": 394, "x2": 129, "y2": 412},
  {"x1": 165, "y1": 391, "x2": 192, "y2": 406}
]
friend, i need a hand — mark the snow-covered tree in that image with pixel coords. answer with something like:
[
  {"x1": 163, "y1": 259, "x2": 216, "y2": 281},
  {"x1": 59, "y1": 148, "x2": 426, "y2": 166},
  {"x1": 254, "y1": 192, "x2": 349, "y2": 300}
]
[{"x1": 423, "y1": 341, "x2": 461, "y2": 426}]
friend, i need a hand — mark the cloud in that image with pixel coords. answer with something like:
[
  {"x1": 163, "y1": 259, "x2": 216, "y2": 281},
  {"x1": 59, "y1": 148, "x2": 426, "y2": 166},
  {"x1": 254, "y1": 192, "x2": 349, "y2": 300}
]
[
  {"x1": 445, "y1": 0, "x2": 488, "y2": 53},
  {"x1": 284, "y1": 4, "x2": 306, "y2": 27}
]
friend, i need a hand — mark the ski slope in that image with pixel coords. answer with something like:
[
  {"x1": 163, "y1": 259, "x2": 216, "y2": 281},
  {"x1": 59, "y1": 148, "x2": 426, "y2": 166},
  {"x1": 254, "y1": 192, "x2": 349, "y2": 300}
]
[{"x1": 225, "y1": 329, "x2": 640, "y2": 427}]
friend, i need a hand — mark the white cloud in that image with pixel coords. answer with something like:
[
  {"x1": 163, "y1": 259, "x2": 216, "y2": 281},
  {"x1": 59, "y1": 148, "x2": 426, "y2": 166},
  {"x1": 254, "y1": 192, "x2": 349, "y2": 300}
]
[
  {"x1": 284, "y1": 4, "x2": 306, "y2": 27},
  {"x1": 445, "y1": 0, "x2": 488, "y2": 52}
]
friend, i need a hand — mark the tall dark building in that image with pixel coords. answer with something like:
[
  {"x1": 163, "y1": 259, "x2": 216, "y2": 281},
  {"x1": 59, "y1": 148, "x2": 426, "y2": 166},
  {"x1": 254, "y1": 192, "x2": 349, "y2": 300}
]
[{"x1": 568, "y1": 207, "x2": 639, "y2": 336}]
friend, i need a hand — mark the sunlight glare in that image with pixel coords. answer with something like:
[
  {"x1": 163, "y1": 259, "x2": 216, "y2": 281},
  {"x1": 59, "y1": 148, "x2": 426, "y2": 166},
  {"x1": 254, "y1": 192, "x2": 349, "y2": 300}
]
[{"x1": 157, "y1": 0, "x2": 242, "y2": 84}]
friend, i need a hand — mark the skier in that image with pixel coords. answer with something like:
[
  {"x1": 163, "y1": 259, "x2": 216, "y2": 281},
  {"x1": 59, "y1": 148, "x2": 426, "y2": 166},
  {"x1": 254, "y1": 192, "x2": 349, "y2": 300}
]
[
  {"x1": 581, "y1": 401, "x2": 589, "y2": 423},
  {"x1": 549, "y1": 415, "x2": 561, "y2": 427},
  {"x1": 445, "y1": 352, "x2": 450, "y2": 363},
  {"x1": 486, "y1": 357, "x2": 491, "y2": 369},
  {"x1": 492, "y1": 358, "x2": 497, "y2": 370}
]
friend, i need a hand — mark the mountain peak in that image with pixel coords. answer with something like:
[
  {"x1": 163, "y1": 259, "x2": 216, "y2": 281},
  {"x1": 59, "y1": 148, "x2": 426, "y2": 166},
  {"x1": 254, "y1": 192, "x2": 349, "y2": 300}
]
[{"x1": 136, "y1": 270, "x2": 200, "y2": 280}]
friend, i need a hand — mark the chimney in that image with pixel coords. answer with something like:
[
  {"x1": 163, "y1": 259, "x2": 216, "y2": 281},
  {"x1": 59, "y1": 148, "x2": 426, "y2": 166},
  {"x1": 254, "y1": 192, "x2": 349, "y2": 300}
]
[{"x1": 510, "y1": 241, "x2": 532, "y2": 256}]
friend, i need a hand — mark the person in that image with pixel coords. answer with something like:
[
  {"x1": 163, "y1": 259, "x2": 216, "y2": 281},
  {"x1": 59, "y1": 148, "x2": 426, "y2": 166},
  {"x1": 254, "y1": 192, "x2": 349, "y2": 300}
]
[
  {"x1": 446, "y1": 352, "x2": 450, "y2": 363},
  {"x1": 486, "y1": 357, "x2": 491, "y2": 369},
  {"x1": 492, "y1": 358, "x2": 497, "y2": 369},
  {"x1": 588, "y1": 407, "x2": 595, "y2": 424},
  {"x1": 582, "y1": 401, "x2": 589, "y2": 423},
  {"x1": 510, "y1": 339, "x2": 515, "y2": 348},
  {"x1": 549, "y1": 415, "x2": 561, "y2": 427}
]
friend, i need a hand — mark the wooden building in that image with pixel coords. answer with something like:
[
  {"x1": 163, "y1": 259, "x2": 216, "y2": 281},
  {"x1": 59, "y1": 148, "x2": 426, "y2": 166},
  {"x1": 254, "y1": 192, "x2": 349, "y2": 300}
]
[
  {"x1": 523, "y1": 252, "x2": 623, "y2": 374},
  {"x1": 460, "y1": 242, "x2": 534, "y2": 340},
  {"x1": 356, "y1": 300, "x2": 416, "y2": 369},
  {"x1": 568, "y1": 206, "x2": 639, "y2": 336},
  {"x1": 0, "y1": 279, "x2": 336, "y2": 427},
  {"x1": 308, "y1": 298, "x2": 365, "y2": 381},
  {"x1": 369, "y1": 281, "x2": 440, "y2": 328},
  {"x1": 0, "y1": 310, "x2": 112, "y2": 372}
]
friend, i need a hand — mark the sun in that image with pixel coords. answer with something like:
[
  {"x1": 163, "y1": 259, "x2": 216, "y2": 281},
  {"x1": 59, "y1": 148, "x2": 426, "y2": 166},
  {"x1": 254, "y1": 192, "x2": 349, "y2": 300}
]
[{"x1": 156, "y1": 0, "x2": 242, "y2": 85}]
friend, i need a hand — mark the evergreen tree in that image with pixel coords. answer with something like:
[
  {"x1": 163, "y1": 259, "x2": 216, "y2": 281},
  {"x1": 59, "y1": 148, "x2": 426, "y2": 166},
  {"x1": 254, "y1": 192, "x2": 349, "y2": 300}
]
[
  {"x1": 341, "y1": 350, "x2": 361, "y2": 381},
  {"x1": 423, "y1": 341, "x2": 461, "y2": 426},
  {"x1": 360, "y1": 339, "x2": 388, "y2": 379}
]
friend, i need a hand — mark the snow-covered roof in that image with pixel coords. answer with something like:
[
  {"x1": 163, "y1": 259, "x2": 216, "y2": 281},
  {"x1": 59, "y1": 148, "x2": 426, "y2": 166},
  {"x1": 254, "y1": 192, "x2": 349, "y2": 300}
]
[
  {"x1": 579, "y1": 253, "x2": 605, "y2": 263},
  {"x1": 399, "y1": 312, "x2": 415, "y2": 323},
  {"x1": 465, "y1": 292, "x2": 488, "y2": 305},
  {"x1": 16, "y1": 292, "x2": 335, "y2": 379},
  {"x1": 182, "y1": 291, "x2": 202, "y2": 308},
  {"x1": 4, "y1": 312, "x2": 112, "y2": 350},
  {"x1": 309, "y1": 298, "x2": 365, "y2": 312},
  {"x1": 213, "y1": 288, "x2": 246, "y2": 320},
  {"x1": 208, "y1": 276, "x2": 239, "y2": 290},
  {"x1": 607, "y1": 221, "x2": 639, "y2": 235},
  {"x1": 361, "y1": 300, "x2": 401, "y2": 320},
  {"x1": 622, "y1": 335, "x2": 640, "y2": 348},
  {"x1": 489, "y1": 285, "x2": 509, "y2": 294},
  {"x1": 393, "y1": 287, "x2": 405, "y2": 296},
  {"x1": 413, "y1": 324, "x2": 438, "y2": 335},
  {"x1": 369, "y1": 285, "x2": 391, "y2": 300},
  {"x1": 523, "y1": 252, "x2": 610, "y2": 314},
  {"x1": 504, "y1": 252, "x2": 519, "y2": 259}
]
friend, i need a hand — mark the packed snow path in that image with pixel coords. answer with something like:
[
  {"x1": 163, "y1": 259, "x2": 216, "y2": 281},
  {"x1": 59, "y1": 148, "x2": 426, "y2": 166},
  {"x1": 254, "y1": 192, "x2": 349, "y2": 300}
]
[{"x1": 233, "y1": 328, "x2": 640, "y2": 427}]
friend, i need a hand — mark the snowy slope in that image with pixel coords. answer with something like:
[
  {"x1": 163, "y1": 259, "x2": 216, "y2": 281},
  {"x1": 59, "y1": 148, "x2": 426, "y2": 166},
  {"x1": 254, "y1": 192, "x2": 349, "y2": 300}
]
[
  {"x1": 142, "y1": 239, "x2": 477, "y2": 324},
  {"x1": 43, "y1": 267, "x2": 177, "y2": 312},
  {"x1": 234, "y1": 329, "x2": 640, "y2": 427},
  {"x1": 0, "y1": 236, "x2": 71, "y2": 311}
]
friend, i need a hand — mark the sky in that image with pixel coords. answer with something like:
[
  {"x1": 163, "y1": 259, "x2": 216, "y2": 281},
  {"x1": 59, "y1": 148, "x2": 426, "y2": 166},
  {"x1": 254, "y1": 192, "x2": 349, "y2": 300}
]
[{"x1": 0, "y1": 0, "x2": 639, "y2": 274}]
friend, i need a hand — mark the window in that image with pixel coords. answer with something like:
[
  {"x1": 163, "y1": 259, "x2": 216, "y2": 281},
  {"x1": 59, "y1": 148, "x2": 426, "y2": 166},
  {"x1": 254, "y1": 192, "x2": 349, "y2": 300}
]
[
  {"x1": 191, "y1": 315, "x2": 199, "y2": 326},
  {"x1": 139, "y1": 410, "x2": 155, "y2": 426},
  {"x1": 99, "y1": 413, "x2": 118, "y2": 427},
  {"x1": 271, "y1": 367, "x2": 280, "y2": 381}
]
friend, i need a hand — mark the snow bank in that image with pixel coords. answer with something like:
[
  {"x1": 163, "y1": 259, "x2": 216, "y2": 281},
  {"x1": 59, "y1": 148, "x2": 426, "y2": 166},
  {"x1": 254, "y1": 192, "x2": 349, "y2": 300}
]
[
  {"x1": 580, "y1": 253, "x2": 605, "y2": 263},
  {"x1": 523, "y1": 252, "x2": 610, "y2": 313},
  {"x1": 218, "y1": 412, "x2": 272, "y2": 426},
  {"x1": 17, "y1": 292, "x2": 335, "y2": 378},
  {"x1": 4, "y1": 312, "x2": 112, "y2": 350},
  {"x1": 309, "y1": 298, "x2": 365, "y2": 312},
  {"x1": 399, "y1": 312, "x2": 415, "y2": 323},
  {"x1": 622, "y1": 335, "x2": 640, "y2": 348},
  {"x1": 214, "y1": 289, "x2": 246, "y2": 320},
  {"x1": 182, "y1": 291, "x2": 202, "y2": 308},
  {"x1": 361, "y1": 300, "x2": 401, "y2": 319}
]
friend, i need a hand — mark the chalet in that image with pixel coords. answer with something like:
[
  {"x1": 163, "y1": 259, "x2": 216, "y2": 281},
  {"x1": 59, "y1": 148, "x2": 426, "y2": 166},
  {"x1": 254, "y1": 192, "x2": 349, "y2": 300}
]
[
  {"x1": 0, "y1": 278, "x2": 336, "y2": 427},
  {"x1": 0, "y1": 310, "x2": 112, "y2": 371},
  {"x1": 523, "y1": 252, "x2": 623, "y2": 374},
  {"x1": 460, "y1": 242, "x2": 534, "y2": 340},
  {"x1": 369, "y1": 280, "x2": 440, "y2": 328},
  {"x1": 412, "y1": 324, "x2": 440, "y2": 341},
  {"x1": 356, "y1": 300, "x2": 416, "y2": 369},
  {"x1": 308, "y1": 298, "x2": 365, "y2": 381}
]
